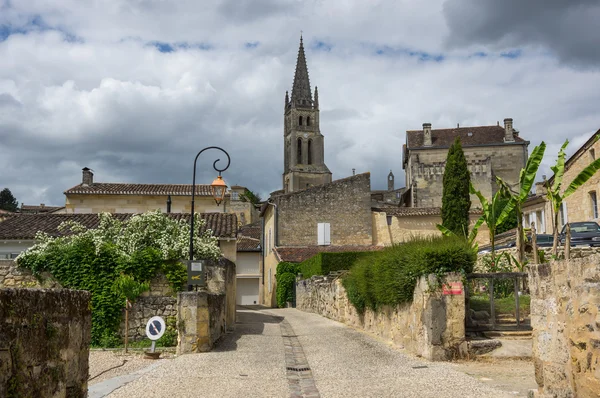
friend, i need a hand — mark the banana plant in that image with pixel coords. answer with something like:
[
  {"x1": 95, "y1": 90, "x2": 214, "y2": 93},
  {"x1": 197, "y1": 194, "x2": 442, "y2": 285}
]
[
  {"x1": 495, "y1": 142, "x2": 546, "y2": 263},
  {"x1": 436, "y1": 216, "x2": 484, "y2": 254},
  {"x1": 546, "y1": 137, "x2": 600, "y2": 255}
]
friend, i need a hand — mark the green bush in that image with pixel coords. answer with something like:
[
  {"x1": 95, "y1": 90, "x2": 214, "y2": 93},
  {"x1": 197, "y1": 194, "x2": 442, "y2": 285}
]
[
  {"x1": 276, "y1": 272, "x2": 297, "y2": 308},
  {"x1": 276, "y1": 261, "x2": 300, "y2": 275},
  {"x1": 342, "y1": 236, "x2": 475, "y2": 313},
  {"x1": 300, "y1": 252, "x2": 371, "y2": 278}
]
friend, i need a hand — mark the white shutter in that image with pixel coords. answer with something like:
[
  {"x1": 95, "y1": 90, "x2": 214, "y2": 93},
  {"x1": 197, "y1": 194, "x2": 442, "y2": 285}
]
[
  {"x1": 324, "y1": 223, "x2": 331, "y2": 245},
  {"x1": 318, "y1": 223, "x2": 325, "y2": 245}
]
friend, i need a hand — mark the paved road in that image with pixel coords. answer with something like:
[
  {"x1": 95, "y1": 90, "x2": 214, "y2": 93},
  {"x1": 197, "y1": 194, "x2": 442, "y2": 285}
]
[{"x1": 108, "y1": 307, "x2": 514, "y2": 398}]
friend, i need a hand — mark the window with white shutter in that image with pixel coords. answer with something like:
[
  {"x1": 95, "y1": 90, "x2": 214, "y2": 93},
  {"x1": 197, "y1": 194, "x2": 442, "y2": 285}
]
[{"x1": 317, "y1": 223, "x2": 331, "y2": 246}]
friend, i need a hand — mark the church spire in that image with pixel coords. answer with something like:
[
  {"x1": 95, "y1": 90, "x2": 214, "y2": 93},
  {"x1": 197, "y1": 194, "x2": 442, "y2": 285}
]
[{"x1": 291, "y1": 35, "x2": 312, "y2": 107}]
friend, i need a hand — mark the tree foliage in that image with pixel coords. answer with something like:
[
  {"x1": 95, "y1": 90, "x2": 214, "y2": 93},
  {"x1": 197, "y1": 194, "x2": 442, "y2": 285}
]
[
  {"x1": 441, "y1": 138, "x2": 471, "y2": 238},
  {"x1": 240, "y1": 189, "x2": 261, "y2": 205},
  {"x1": 16, "y1": 211, "x2": 221, "y2": 346},
  {"x1": 0, "y1": 188, "x2": 18, "y2": 212}
]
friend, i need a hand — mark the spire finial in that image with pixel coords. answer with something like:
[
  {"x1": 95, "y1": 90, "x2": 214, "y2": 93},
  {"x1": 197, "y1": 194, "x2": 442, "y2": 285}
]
[{"x1": 290, "y1": 34, "x2": 312, "y2": 107}]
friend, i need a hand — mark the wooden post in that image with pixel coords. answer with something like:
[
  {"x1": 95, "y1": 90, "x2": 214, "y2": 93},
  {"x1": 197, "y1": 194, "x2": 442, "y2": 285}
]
[
  {"x1": 125, "y1": 298, "x2": 129, "y2": 353},
  {"x1": 489, "y1": 278, "x2": 495, "y2": 329},
  {"x1": 514, "y1": 277, "x2": 520, "y2": 328},
  {"x1": 565, "y1": 223, "x2": 571, "y2": 260},
  {"x1": 532, "y1": 222, "x2": 539, "y2": 265}
]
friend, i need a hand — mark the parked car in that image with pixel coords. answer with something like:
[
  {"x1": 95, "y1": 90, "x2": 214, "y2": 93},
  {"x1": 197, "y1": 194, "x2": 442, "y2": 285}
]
[
  {"x1": 559, "y1": 222, "x2": 600, "y2": 247},
  {"x1": 534, "y1": 234, "x2": 554, "y2": 247}
]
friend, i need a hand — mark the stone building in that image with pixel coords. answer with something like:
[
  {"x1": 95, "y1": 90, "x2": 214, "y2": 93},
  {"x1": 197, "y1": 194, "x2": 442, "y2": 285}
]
[
  {"x1": 523, "y1": 128, "x2": 600, "y2": 234},
  {"x1": 402, "y1": 119, "x2": 529, "y2": 207},
  {"x1": 370, "y1": 170, "x2": 406, "y2": 205},
  {"x1": 282, "y1": 36, "x2": 332, "y2": 193},
  {"x1": 63, "y1": 167, "x2": 257, "y2": 226}
]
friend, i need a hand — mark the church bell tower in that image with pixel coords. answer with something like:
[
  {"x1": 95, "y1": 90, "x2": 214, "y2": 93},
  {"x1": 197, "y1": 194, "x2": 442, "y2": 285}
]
[{"x1": 283, "y1": 35, "x2": 332, "y2": 193}]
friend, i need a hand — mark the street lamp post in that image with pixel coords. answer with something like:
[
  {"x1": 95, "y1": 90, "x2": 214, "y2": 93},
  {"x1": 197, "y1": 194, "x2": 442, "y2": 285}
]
[{"x1": 188, "y1": 146, "x2": 230, "y2": 291}]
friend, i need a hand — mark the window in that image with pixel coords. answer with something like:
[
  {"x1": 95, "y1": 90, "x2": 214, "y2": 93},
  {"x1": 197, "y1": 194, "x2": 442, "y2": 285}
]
[
  {"x1": 297, "y1": 138, "x2": 302, "y2": 164},
  {"x1": 231, "y1": 191, "x2": 239, "y2": 201},
  {"x1": 268, "y1": 228, "x2": 272, "y2": 252},
  {"x1": 591, "y1": 191, "x2": 598, "y2": 218},
  {"x1": 317, "y1": 222, "x2": 331, "y2": 245},
  {"x1": 307, "y1": 139, "x2": 312, "y2": 164},
  {"x1": 307, "y1": 116, "x2": 311, "y2": 126},
  {"x1": 299, "y1": 116, "x2": 303, "y2": 126}
]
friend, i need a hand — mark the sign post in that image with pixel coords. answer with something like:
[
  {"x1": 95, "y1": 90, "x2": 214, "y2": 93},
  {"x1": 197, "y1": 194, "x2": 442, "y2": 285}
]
[{"x1": 145, "y1": 316, "x2": 166, "y2": 356}]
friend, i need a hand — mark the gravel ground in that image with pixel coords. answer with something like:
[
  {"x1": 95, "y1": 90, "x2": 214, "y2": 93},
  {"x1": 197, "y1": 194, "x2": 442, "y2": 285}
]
[
  {"x1": 451, "y1": 358, "x2": 537, "y2": 396},
  {"x1": 89, "y1": 350, "x2": 174, "y2": 386},
  {"x1": 99, "y1": 308, "x2": 518, "y2": 398}
]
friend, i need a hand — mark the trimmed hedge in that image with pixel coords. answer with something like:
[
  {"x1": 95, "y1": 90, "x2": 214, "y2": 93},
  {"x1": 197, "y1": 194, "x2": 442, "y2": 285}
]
[
  {"x1": 342, "y1": 236, "x2": 475, "y2": 314},
  {"x1": 299, "y1": 252, "x2": 371, "y2": 278},
  {"x1": 275, "y1": 262, "x2": 300, "y2": 308}
]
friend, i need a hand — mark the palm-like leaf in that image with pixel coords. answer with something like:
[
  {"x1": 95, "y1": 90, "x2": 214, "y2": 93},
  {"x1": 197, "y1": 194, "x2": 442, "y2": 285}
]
[
  {"x1": 519, "y1": 141, "x2": 546, "y2": 201},
  {"x1": 436, "y1": 224, "x2": 455, "y2": 237},
  {"x1": 468, "y1": 215, "x2": 485, "y2": 245},
  {"x1": 564, "y1": 157, "x2": 600, "y2": 198},
  {"x1": 551, "y1": 140, "x2": 569, "y2": 193}
]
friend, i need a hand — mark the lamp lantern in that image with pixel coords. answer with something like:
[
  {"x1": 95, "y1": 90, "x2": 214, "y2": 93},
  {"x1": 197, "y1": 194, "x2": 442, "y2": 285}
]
[{"x1": 211, "y1": 175, "x2": 228, "y2": 206}]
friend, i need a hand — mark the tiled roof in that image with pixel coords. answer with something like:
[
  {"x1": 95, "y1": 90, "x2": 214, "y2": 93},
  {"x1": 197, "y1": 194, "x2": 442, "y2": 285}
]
[
  {"x1": 274, "y1": 245, "x2": 383, "y2": 263},
  {"x1": 237, "y1": 221, "x2": 261, "y2": 252},
  {"x1": 0, "y1": 209, "x2": 14, "y2": 214},
  {"x1": 377, "y1": 207, "x2": 482, "y2": 217},
  {"x1": 406, "y1": 125, "x2": 527, "y2": 149},
  {"x1": 0, "y1": 212, "x2": 237, "y2": 240},
  {"x1": 64, "y1": 183, "x2": 216, "y2": 196},
  {"x1": 20, "y1": 204, "x2": 65, "y2": 213}
]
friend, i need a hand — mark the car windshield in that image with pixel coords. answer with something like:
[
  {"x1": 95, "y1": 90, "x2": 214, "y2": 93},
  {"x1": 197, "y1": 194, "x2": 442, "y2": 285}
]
[{"x1": 562, "y1": 222, "x2": 600, "y2": 233}]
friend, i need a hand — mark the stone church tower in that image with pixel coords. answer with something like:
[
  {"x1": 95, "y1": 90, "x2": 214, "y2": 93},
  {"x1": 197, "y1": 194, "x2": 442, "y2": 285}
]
[{"x1": 283, "y1": 36, "x2": 332, "y2": 193}]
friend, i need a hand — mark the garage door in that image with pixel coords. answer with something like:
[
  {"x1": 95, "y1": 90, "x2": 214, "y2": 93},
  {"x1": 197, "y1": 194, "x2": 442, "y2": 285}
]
[{"x1": 236, "y1": 278, "x2": 259, "y2": 305}]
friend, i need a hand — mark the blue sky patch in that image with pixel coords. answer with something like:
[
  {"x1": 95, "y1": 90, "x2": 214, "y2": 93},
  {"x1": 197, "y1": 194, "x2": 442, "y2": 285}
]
[
  {"x1": 245, "y1": 41, "x2": 259, "y2": 49},
  {"x1": 500, "y1": 49, "x2": 522, "y2": 59},
  {"x1": 374, "y1": 45, "x2": 444, "y2": 62},
  {"x1": 147, "y1": 41, "x2": 213, "y2": 53},
  {"x1": 312, "y1": 41, "x2": 333, "y2": 52},
  {"x1": 0, "y1": 14, "x2": 82, "y2": 42}
]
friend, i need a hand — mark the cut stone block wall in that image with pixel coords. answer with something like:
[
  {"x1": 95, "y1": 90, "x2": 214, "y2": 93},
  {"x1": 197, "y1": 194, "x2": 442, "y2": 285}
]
[
  {"x1": 0, "y1": 259, "x2": 60, "y2": 289},
  {"x1": 176, "y1": 291, "x2": 226, "y2": 354},
  {"x1": 296, "y1": 272, "x2": 466, "y2": 361},
  {"x1": 0, "y1": 288, "x2": 91, "y2": 398},
  {"x1": 529, "y1": 255, "x2": 600, "y2": 397}
]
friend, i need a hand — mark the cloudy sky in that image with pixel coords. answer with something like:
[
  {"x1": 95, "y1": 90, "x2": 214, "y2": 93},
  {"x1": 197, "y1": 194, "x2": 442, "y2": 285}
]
[{"x1": 1, "y1": 0, "x2": 599, "y2": 206}]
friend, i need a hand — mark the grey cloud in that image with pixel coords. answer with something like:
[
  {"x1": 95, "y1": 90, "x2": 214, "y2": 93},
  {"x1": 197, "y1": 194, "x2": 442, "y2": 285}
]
[
  {"x1": 443, "y1": 0, "x2": 600, "y2": 67},
  {"x1": 0, "y1": 93, "x2": 21, "y2": 107},
  {"x1": 216, "y1": 0, "x2": 297, "y2": 23}
]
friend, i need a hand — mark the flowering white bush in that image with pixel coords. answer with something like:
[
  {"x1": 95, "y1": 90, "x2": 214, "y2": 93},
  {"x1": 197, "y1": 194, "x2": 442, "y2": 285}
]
[{"x1": 17, "y1": 210, "x2": 222, "y2": 265}]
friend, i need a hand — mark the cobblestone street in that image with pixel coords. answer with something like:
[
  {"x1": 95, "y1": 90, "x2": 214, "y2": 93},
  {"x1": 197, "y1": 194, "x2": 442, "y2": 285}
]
[{"x1": 104, "y1": 307, "x2": 518, "y2": 398}]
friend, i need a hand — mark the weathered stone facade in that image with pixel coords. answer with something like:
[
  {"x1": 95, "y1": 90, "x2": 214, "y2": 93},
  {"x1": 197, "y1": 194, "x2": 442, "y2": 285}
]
[
  {"x1": 403, "y1": 121, "x2": 529, "y2": 208},
  {"x1": 0, "y1": 288, "x2": 91, "y2": 398},
  {"x1": 274, "y1": 172, "x2": 372, "y2": 247},
  {"x1": 296, "y1": 273, "x2": 467, "y2": 361},
  {"x1": 528, "y1": 255, "x2": 600, "y2": 397}
]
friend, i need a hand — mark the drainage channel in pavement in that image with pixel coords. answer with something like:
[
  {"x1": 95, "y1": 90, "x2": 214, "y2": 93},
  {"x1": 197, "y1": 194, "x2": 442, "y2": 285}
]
[
  {"x1": 88, "y1": 360, "x2": 165, "y2": 398},
  {"x1": 280, "y1": 320, "x2": 320, "y2": 398}
]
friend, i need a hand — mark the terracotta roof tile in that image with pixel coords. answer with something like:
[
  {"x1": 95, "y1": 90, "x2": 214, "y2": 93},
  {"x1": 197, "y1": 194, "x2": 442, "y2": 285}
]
[
  {"x1": 64, "y1": 183, "x2": 215, "y2": 196},
  {"x1": 274, "y1": 245, "x2": 383, "y2": 263},
  {"x1": 406, "y1": 125, "x2": 526, "y2": 149},
  {"x1": 20, "y1": 204, "x2": 65, "y2": 213},
  {"x1": 237, "y1": 221, "x2": 262, "y2": 252},
  {"x1": 0, "y1": 212, "x2": 237, "y2": 240}
]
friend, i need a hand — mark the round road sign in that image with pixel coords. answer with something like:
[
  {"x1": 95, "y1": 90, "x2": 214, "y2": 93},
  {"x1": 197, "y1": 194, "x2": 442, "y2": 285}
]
[{"x1": 145, "y1": 316, "x2": 166, "y2": 341}]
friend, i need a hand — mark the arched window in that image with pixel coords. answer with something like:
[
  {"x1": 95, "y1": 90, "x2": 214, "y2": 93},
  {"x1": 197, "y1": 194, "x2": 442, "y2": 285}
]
[
  {"x1": 307, "y1": 139, "x2": 313, "y2": 164},
  {"x1": 307, "y1": 116, "x2": 311, "y2": 126},
  {"x1": 297, "y1": 138, "x2": 302, "y2": 164},
  {"x1": 299, "y1": 116, "x2": 303, "y2": 126}
]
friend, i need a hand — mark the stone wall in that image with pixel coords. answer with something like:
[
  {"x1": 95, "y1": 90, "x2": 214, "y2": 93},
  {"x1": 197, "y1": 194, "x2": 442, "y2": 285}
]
[
  {"x1": 176, "y1": 291, "x2": 226, "y2": 354},
  {"x1": 0, "y1": 288, "x2": 91, "y2": 398},
  {"x1": 296, "y1": 273, "x2": 466, "y2": 361},
  {"x1": 275, "y1": 172, "x2": 372, "y2": 246},
  {"x1": 0, "y1": 259, "x2": 60, "y2": 289},
  {"x1": 120, "y1": 296, "x2": 177, "y2": 342},
  {"x1": 529, "y1": 255, "x2": 600, "y2": 397}
]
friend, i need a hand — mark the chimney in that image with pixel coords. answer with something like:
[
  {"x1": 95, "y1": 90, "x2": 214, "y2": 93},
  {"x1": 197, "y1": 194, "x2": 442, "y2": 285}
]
[
  {"x1": 82, "y1": 167, "x2": 93, "y2": 186},
  {"x1": 504, "y1": 118, "x2": 514, "y2": 142},
  {"x1": 423, "y1": 123, "x2": 432, "y2": 146}
]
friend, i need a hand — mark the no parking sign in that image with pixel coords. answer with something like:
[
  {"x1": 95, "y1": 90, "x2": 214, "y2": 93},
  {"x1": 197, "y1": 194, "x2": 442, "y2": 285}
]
[{"x1": 145, "y1": 316, "x2": 166, "y2": 341}]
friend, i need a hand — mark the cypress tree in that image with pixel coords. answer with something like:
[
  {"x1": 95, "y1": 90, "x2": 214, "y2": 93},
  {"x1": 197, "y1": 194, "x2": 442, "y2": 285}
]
[{"x1": 441, "y1": 137, "x2": 471, "y2": 238}]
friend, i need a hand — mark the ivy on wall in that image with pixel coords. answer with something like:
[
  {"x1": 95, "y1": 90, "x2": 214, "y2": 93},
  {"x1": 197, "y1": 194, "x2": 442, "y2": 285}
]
[{"x1": 17, "y1": 211, "x2": 221, "y2": 346}]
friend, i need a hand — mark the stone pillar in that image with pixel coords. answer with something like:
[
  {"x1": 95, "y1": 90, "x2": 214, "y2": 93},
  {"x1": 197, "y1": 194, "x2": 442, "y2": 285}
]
[{"x1": 177, "y1": 291, "x2": 211, "y2": 354}]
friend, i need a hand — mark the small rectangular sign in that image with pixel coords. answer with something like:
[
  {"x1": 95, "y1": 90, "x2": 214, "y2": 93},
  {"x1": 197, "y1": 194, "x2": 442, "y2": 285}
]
[
  {"x1": 443, "y1": 282, "x2": 463, "y2": 295},
  {"x1": 186, "y1": 259, "x2": 206, "y2": 286}
]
